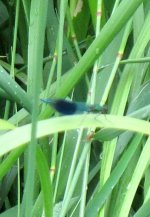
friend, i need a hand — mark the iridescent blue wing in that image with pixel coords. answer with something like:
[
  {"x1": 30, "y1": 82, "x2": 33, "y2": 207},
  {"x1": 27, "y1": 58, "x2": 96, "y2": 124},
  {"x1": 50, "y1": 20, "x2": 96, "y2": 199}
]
[{"x1": 41, "y1": 99, "x2": 86, "y2": 115}]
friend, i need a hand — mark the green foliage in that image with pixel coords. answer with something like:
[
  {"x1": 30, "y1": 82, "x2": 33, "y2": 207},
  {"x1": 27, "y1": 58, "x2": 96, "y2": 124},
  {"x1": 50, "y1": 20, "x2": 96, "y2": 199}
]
[{"x1": 0, "y1": 0, "x2": 150, "y2": 217}]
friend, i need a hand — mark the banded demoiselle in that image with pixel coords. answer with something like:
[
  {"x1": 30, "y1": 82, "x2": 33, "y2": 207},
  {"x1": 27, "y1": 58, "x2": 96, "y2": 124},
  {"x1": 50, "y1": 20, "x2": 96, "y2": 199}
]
[{"x1": 41, "y1": 98, "x2": 107, "y2": 115}]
